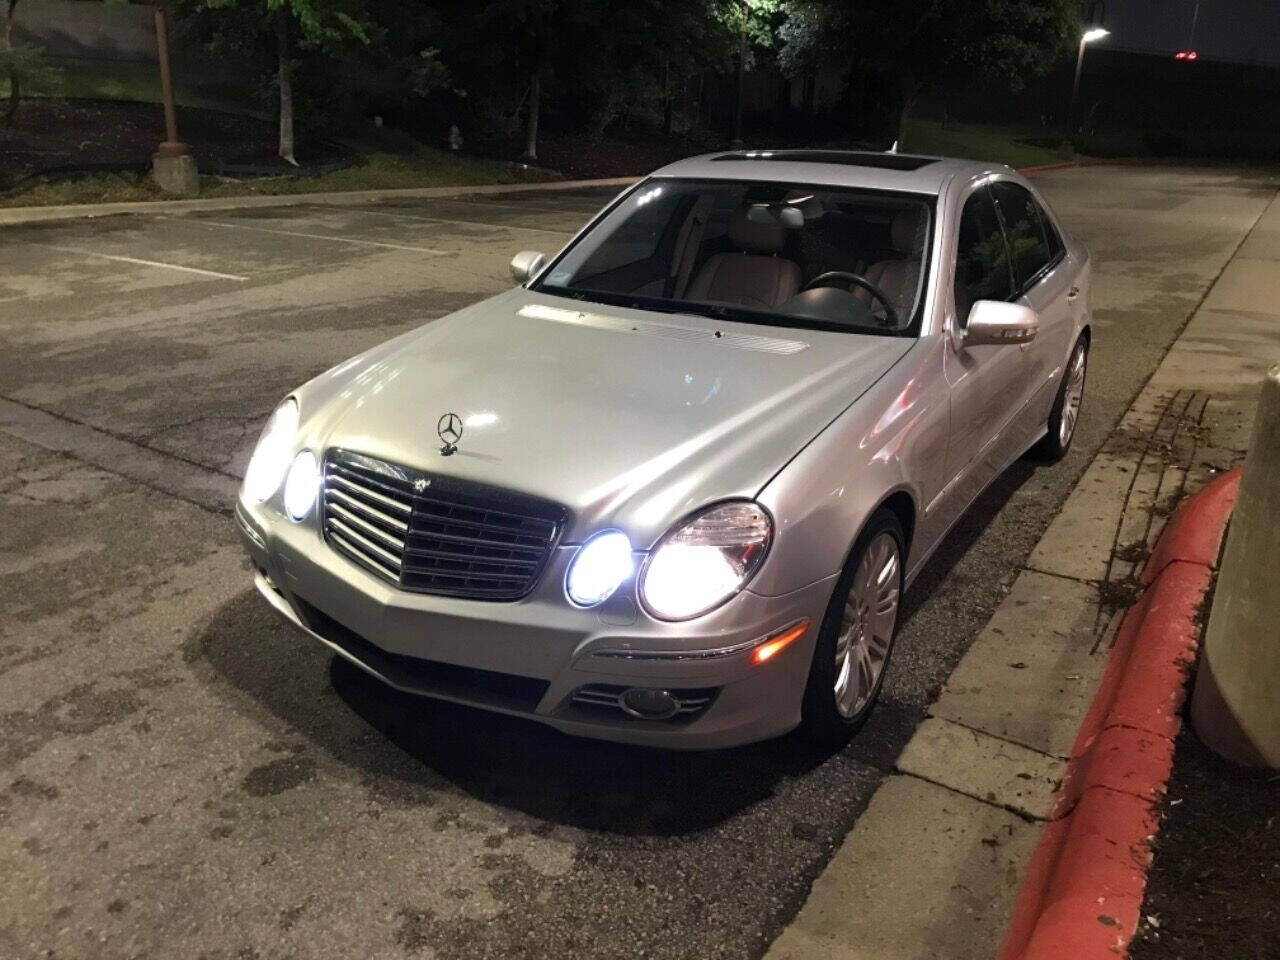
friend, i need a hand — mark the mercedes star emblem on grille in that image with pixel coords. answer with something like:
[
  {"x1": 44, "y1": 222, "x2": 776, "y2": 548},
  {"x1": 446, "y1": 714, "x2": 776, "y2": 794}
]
[{"x1": 437, "y1": 412, "x2": 463, "y2": 456}]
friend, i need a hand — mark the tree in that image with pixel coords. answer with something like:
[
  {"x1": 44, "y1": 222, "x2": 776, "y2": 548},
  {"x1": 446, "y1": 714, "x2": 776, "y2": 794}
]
[
  {"x1": 1, "y1": 0, "x2": 61, "y2": 127},
  {"x1": 779, "y1": 0, "x2": 1079, "y2": 146},
  {"x1": 426, "y1": 0, "x2": 740, "y2": 162},
  {"x1": 187, "y1": 0, "x2": 371, "y2": 163}
]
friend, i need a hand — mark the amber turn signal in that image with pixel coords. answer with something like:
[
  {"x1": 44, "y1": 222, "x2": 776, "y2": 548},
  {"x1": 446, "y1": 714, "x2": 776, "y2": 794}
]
[{"x1": 750, "y1": 620, "x2": 810, "y2": 666}]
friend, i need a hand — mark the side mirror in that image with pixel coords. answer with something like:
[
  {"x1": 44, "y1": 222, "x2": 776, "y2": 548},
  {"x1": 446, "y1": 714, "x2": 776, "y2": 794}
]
[
  {"x1": 961, "y1": 300, "x2": 1039, "y2": 347},
  {"x1": 510, "y1": 250, "x2": 546, "y2": 284}
]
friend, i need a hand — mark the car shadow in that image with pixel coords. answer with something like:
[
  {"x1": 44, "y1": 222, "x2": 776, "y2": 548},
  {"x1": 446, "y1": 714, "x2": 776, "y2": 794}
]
[
  {"x1": 189, "y1": 591, "x2": 838, "y2": 837},
  {"x1": 898, "y1": 458, "x2": 1037, "y2": 625}
]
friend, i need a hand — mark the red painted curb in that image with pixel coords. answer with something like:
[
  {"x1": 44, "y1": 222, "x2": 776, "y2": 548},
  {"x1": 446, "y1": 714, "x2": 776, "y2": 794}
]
[
  {"x1": 997, "y1": 474, "x2": 1238, "y2": 960},
  {"x1": 1018, "y1": 157, "x2": 1146, "y2": 176},
  {"x1": 1140, "y1": 468, "x2": 1241, "y2": 585}
]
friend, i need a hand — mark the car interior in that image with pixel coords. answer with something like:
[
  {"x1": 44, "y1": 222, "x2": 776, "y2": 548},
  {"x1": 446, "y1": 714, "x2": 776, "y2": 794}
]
[{"x1": 538, "y1": 181, "x2": 933, "y2": 333}]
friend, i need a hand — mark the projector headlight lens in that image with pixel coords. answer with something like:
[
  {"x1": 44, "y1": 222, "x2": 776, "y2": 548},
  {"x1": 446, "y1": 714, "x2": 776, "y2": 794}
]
[
  {"x1": 566, "y1": 530, "x2": 634, "y2": 607},
  {"x1": 641, "y1": 502, "x2": 772, "y2": 621},
  {"x1": 243, "y1": 398, "x2": 299, "y2": 503},
  {"x1": 283, "y1": 450, "x2": 321, "y2": 521}
]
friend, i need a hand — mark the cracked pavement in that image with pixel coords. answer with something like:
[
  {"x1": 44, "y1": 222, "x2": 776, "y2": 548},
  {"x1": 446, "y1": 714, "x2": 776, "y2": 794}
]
[{"x1": 1, "y1": 168, "x2": 1277, "y2": 959}]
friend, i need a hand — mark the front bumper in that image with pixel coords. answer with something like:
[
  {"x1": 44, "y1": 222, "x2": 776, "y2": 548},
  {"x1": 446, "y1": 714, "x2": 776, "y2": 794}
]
[{"x1": 236, "y1": 499, "x2": 835, "y2": 749}]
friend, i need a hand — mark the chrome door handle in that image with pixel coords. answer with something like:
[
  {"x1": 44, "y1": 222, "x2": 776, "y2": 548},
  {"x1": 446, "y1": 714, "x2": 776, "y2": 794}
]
[{"x1": 1067, "y1": 286, "x2": 1080, "y2": 302}]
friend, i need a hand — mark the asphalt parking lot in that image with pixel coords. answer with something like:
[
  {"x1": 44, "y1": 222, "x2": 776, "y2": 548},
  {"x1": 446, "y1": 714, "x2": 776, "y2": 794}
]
[{"x1": 2, "y1": 166, "x2": 1277, "y2": 960}]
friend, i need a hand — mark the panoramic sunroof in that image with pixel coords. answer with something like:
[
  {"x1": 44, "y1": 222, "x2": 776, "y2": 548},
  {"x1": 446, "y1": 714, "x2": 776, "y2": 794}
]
[{"x1": 710, "y1": 150, "x2": 937, "y2": 171}]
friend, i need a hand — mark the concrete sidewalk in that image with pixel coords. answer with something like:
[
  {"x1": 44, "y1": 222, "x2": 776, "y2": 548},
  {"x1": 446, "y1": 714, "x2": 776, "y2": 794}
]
[
  {"x1": 765, "y1": 189, "x2": 1280, "y2": 960},
  {"x1": 0, "y1": 176, "x2": 638, "y2": 226}
]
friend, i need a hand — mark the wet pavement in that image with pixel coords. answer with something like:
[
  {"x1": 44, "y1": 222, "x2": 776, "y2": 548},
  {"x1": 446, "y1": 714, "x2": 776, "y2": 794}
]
[{"x1": 1, "y1": 167, "x2": 1277, "y2": 959}]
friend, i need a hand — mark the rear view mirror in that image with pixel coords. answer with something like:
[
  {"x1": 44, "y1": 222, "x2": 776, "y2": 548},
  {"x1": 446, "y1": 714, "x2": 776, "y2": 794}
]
[
  {"x1": 962, "y1": 300, "x2": 1039, "y2": 347},
  {"x1": 510, "y1": 250, "x2": 546, "y2": 284}
]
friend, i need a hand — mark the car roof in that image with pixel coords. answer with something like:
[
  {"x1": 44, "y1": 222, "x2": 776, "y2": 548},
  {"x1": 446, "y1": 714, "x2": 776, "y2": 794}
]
[{"x1": 648, "y1": 149, "x2": 1007, "y2": 196}]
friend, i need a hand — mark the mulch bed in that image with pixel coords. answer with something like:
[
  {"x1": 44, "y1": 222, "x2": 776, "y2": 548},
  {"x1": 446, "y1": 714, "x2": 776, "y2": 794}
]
[
  {"x1": 0, "y1": 99, "x2": 349, "y2": 190},
  {"x1": 1129, "y1": 729, "x2": 1280, "y2": 959}
]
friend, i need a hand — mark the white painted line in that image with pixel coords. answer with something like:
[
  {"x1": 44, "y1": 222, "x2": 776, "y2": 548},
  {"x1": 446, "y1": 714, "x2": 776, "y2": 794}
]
[
  {"x1": 30, "y1": 243, "x2": 248, "y2": 281},
  {"x1": 451, "y1": 197, "x2": 603, "y2": 217},
  {"x1": 355, "y1": 207, "x2": 572, "y2": 237},
  {"x1": 181, "y1": 217, "x2": 450, "y2": 254}
]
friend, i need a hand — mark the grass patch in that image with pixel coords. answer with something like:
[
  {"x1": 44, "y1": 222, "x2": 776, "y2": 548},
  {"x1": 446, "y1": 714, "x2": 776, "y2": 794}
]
[
  {"x1": 900, "y1": 119, "x2": 1068, "y2": 168},
  {"x1": 1, "y1": 148, "x2": 545, "y2": 208},
  {"x1": 1, "y1": 55, "x2": 263, "y2": 115}
]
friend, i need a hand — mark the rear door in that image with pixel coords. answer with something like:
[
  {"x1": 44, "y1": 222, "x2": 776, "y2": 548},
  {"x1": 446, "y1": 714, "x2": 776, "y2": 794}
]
[{"x1": 990, "y1": 180, "x2": 1075, "y2": 435}]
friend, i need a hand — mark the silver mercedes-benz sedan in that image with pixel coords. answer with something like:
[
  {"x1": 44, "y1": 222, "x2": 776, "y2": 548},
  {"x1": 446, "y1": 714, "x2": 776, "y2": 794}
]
[{"x1": 236, "y1": 149, "x2": 1091, "y2": 749}]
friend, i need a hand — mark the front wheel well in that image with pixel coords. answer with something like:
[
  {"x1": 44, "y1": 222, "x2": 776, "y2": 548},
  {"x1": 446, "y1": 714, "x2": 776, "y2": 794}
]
[{"x1": 879, "y1": 491, "x2": 916, "y2": 558}]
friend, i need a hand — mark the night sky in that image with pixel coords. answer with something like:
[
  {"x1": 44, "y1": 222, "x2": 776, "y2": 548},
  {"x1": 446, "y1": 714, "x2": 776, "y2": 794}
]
[{"x1": 1101, "y1": 0, "x2": 1280, "y2": 66}]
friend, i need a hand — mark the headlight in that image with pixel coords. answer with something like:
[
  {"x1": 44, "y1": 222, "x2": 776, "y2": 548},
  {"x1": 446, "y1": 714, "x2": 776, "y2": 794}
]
[
  {"x1": 640, "y1": 502, "x2": 772, "y2": 620},
  {"x1": 243, "y1": 398, "x2": 298, "y2": 502},
  {"x1": 283, "y1": 450, "x2": 321, "y2": 521},
  {"x1": 566, "y1": 530, "x2": 634, "y2": 607}
]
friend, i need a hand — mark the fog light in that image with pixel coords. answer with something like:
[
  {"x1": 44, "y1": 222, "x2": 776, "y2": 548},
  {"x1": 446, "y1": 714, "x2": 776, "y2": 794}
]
[{"x1": 619, "y1": 687, "x2": 679, "y2": 720}]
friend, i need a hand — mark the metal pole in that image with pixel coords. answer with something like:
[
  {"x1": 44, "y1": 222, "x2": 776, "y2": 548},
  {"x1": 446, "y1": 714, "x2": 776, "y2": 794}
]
[
  {"x1": 1191, "y1": 365, "x2": 1280, "y2": 767},
  {"x1": 731, "y1": 0, "x2": 746, "y2": 147},
  {"x1": 153, "y1": 8, "x2": 186, "y2": 156}
]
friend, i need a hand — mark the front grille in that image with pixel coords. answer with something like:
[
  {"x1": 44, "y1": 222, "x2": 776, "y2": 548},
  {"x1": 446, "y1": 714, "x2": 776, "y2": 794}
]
[
  {"x1": 322, "y1": 450, "x2": 566, "y2": 600},
  {"x1": 570, "y1": 684, "x2": 719, "y2": 722}
]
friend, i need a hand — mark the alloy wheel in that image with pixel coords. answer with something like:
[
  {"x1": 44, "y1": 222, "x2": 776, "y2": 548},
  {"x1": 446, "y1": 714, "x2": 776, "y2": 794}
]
[
  {"x1": 833, "y1": 531, "x2": 900, "y2": 719},
  {"x1": 1059, "y1": 344, "x2": 1087, "y2": 448}
]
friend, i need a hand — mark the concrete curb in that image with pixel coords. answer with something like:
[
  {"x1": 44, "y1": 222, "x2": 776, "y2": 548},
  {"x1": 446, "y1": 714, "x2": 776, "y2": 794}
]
[
  {"x1": 0, "y1": 176, "x2": 639, "y2": 226},
  {"x1": 0, "y1": 158, "x2": 1143, "y2": 226},
  {"x1": 998, "y1": 467, "x2": 1242, "y2": 960}
]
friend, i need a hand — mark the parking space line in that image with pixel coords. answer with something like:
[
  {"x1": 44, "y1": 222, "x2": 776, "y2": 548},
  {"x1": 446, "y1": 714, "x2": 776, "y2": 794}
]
[
  {"x1": 29, "y1": 243, "x2": 248, "y2": 281},
  {"x1": 178, "y1": 217, "x2": 450, "y2": 254},
  {"x1": 451, "y1": 197, "x2": 607, "y2": 217},
  {"x1": 356, "y1": 207, "x2": 572, "y2": 237}
]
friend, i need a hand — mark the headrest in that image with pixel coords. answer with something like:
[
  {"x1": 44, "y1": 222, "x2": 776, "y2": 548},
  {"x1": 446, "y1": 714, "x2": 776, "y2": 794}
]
[
  {"x1": 891, "y1": 209, "x2": 925, "y2": 254},
  {"x1": 729, "y1": 209, "x2": 787, "y2": 254}
]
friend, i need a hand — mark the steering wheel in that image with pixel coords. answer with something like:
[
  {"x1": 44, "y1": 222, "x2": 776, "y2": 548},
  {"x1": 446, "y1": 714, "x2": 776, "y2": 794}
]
[{"x1": 802, "y1": 271, "x2": 899, "y2": 328}]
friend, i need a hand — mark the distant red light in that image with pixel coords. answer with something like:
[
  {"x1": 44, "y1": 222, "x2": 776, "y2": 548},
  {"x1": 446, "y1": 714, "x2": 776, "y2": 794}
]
[{"x1": 1174, "y1": 50, "x2": 1199, "y2": 61}]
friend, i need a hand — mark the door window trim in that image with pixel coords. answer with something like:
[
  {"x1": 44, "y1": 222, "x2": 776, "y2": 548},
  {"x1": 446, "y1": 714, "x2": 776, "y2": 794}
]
[
  {"x1": 950, "y1": 181, "x2": 1017, "y2": 329},
  {"x1": 989, "y1": 178, "x2": 1067, "y2": 298}
]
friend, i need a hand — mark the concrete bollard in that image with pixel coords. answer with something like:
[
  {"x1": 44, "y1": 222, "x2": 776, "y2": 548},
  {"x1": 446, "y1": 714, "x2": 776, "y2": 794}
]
[{"x1": 1191, "y1": 364, "x2": 1280, "y2": 767}]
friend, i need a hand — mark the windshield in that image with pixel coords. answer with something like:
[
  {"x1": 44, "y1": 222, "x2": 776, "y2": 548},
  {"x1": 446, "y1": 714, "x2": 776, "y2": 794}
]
[{"x1": 533, "y1": 178, "x2": 934, "y2": 336}]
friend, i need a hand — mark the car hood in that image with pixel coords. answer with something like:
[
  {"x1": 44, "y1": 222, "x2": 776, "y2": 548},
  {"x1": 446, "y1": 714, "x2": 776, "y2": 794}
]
[{"x1": 303, "y1": 289, "x2": 913, "y2": 545}]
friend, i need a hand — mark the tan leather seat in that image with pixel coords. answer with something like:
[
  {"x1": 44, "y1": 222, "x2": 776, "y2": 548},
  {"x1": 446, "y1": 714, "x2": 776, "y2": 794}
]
[
  {"x1": 685, "y1": 210, "x2": 802, "y2": 309},
  {"x1": 858, "y1": 210, "x2": 924, "y2": 321}
]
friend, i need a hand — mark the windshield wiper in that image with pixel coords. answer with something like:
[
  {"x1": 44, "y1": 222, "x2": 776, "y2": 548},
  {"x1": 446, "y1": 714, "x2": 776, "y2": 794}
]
[{"x1": 546, "y1": 287, "x2": 901, "y2": 337}]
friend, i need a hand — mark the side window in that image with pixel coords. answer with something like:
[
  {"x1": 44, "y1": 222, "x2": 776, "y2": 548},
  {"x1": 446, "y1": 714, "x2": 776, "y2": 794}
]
[
  {"x1": 1041, "y1": 207, "x2": 1065, "y2": 261},
  {"x1": 991, "y1": 181, "x2": 1052, "y2": 290},
  {"x1": 954, "y1": 189, "x2": 1012, "y2": 326}
]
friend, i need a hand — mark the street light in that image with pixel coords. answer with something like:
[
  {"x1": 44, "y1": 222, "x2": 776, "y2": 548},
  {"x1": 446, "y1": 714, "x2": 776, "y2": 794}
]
[{"x1": 1068, "y1": 27, "x2": 1110, "y2": 144}]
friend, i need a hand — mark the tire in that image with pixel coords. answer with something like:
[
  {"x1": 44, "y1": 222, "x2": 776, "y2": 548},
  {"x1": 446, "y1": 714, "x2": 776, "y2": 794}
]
[
  {"x1": 800, "y1": 508, "x2": 905, "y2": 746},
  {"x1": 1030, "y1": 334, "x2": 1088, "y2": 462}
]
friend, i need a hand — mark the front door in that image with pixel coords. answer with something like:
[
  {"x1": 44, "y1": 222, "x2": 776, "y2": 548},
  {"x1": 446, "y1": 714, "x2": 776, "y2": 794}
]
[{"x1": 941, "y1": 183, "x2": 1028, "y2": 501}]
